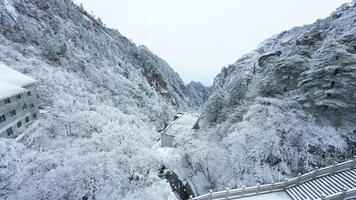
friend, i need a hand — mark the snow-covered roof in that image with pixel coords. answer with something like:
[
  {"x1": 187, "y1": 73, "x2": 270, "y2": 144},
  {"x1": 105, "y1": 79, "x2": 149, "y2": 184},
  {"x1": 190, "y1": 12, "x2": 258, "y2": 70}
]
[
  {"x1": 0, "y1": 80, "x2": 26, "y2": 100},
  {"x1": 0, "y1": 63, "x2": 37, "y2": 87},
  {"x1": 162, "y1": 114, "x2": 199, "y2": 137},
  {"x1": 0, "y1": 63, "x2": 37, "y2": 100}
]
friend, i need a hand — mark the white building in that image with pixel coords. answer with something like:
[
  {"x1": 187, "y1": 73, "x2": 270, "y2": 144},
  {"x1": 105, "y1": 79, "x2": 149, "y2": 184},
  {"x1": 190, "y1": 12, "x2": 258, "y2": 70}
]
[
  {"x1": 161, "y1": 113, "x2": 183, "y2": 147},
  {"x1": 161, "y1": 113, "x2": 199, "y2": 148},
  {"x1": 0, "y1": 63, "x2": 39, "y2": 138}
]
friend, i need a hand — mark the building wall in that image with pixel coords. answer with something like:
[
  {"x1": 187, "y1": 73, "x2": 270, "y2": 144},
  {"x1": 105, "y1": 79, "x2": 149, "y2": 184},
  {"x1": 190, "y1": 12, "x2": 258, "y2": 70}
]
[{"x1": 0, "y1": 84, "x2": 39, "y2": 138}]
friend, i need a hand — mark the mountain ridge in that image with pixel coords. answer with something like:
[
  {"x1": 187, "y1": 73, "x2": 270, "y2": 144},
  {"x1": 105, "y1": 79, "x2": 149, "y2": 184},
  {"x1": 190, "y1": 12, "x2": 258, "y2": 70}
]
[
  {"x1": 172, "y1": 1, "x2": 356, "y2": 195},
  {"x1": 0, "y1": 0, "x2": 203, "y2": 199},
  {"x1": 0, "y1": 0, "x2": 355, "y2": 199}
]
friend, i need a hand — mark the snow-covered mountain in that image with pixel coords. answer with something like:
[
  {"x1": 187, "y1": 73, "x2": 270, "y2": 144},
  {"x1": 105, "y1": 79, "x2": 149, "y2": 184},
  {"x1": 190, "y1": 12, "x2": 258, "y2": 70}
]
[
  {"x1": 0, "y1": 0, "x2": 202, "y2": 111},
  {"x1": 173, "y1": 1, "x2": 356, "y2": 195},
  {"x1": 210, "y1": 1, "x2": 356, "y2": 126},
  {"x1": 207, "y1": 2, "x2": 356, "y2": 130},
  {"x1": 1, "y1": 0, "x2": 355, "y2": 199},
  {"x1": 0, "y1": 0, "x2": 203, "y2": 199}
]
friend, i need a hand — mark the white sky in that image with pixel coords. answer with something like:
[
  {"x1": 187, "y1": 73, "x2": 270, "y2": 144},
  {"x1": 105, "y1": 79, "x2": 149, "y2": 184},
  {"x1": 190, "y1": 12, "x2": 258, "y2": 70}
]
[{"x1": 74, "y1": 0, "x2": 350, "y2": 86}]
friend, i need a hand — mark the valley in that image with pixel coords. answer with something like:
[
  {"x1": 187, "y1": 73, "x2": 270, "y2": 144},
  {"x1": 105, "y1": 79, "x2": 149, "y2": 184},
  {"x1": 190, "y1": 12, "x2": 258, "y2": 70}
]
[{"x1": 0, "y1": 0, "x2": 355, "y2": 200}]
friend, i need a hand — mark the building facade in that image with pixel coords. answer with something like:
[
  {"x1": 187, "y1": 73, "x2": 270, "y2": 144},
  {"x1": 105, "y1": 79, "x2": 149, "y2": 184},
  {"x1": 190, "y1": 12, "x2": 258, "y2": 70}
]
[{"x1": 0, "y1": 64, "x2": 39, "y2": 138}]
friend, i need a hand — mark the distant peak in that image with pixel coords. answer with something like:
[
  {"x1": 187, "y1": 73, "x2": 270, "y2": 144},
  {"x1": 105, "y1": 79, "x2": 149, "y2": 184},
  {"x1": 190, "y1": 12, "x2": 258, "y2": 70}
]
[{"x1": 187, "y1": 81, "x2": 207, "y2": 87}]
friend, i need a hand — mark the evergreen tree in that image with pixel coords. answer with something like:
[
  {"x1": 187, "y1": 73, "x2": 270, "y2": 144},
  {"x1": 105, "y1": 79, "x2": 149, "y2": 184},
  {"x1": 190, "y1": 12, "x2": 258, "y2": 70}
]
[
  {"x1": 228, "y1": 77, "x2": 249, "y2": 106},
  {"x1": 204, "y1": 91, "x2": 226, "y2": 124}
]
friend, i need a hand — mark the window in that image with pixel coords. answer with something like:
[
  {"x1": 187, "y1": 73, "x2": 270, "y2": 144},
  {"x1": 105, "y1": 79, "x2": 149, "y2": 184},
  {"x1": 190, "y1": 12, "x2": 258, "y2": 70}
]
[
  {"x1": 32, "y1": 113, "x2": 37, "y2": 119},
  {"x1": 15, "y1": 94, "x2": 21, "y2": 99},
  {"x1": 7, "y1": 128, "x2": 13, "y2": 136},
  {"x1": 22, "y1": 104, "x2": 27, "y2": 110},
  {"x1": 0, "y1": 115, "x2": 5, "y2": 123},
  {"x1": 17, "y1": 121, "x2": 22, "y2": 128},
  {"x1": 4, "y1": 98, "x2": 11, "y2": 104},
  {"x1": 27, "y1": 91, "x2": 32, "y2": 96},
  {"x1": 25, "y1": 116, "x2": 30, "y2": 123},
  {"x1": 30, "y1": 104, "x2": 34, "y2": 109},
  {"x1": 10, "y1": 110, "x2": 16, "y2": 116}
]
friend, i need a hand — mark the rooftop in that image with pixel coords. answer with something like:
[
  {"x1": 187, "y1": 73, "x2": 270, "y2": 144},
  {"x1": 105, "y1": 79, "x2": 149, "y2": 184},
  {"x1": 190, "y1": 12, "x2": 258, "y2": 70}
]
[
  {"x1": 162, "y1": 113, "x2": 199, "y2": 137},
  {"x1": 0, "y1": 63, "x2": 37, "y2": 100}
]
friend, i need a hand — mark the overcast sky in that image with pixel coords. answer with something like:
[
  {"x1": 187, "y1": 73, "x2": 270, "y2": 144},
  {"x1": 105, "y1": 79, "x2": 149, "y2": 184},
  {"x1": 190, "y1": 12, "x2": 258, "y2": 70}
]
[{"x1": 74, "y1": 0, "x2": 350, "y2": 86}]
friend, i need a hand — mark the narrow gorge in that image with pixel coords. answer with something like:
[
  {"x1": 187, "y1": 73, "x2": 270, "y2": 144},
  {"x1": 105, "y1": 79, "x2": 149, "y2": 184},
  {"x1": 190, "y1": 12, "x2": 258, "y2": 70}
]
[{"x1": 0, "y1": 0, "x2": 355, "y2": 200}]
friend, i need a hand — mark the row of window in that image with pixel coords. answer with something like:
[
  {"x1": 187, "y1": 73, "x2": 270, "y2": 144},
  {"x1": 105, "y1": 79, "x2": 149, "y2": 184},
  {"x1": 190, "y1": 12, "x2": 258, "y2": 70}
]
[
  {"x1": 4, "y1": 91, "x2": 32, "y2": 105},
  {"x1": 0, "y1": 103, "x2": 35, "y2": 124},
  {"x1": 22, "y1": 103, "x2": 34, "y2": 110},
  {"x1": 10, "y1": 110, "x2": 16, "y2": 116},
  {"x1": 6, "y1": 113, "x2": 37, "y2": 137}
]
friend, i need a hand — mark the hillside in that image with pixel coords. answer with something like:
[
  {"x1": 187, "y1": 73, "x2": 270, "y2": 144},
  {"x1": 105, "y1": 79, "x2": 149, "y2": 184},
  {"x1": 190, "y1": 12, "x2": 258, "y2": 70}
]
[
  {"x1": 0, "y1": 0, "x2": 201, "y2": 199},
  {"x1": 1, "y1": 0, "x2": 355, "y2": 199},
  {"x1": 173, "y1": 1, "x2": 356, "y2": 195}
]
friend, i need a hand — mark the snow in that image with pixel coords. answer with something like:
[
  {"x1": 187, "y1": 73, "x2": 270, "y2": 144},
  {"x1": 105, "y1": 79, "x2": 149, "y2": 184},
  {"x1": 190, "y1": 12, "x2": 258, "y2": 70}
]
[
  {"x1": 0, "y1": 0, "x2": 353, "y2": 199},
  {"x1": 184, "y1": 0, "x2": 356, "y2": 195},
  {"x1": 0, "y1": 63, "x2": 37, "y2": 99},
  {"x1": 0, "y1": 63, "x2": 37, "y2": 87},
  {"x1": 0, "y1": 1, "x2": 190, "y2": 196},
  {"x1": 4, "y1": 0, "x2": 18, "y2": 19},
  {"x1": 0, "y1": 80, "x2": 26, "y2": 100},
  {"x1": 238, "y1": 192, "x2": 291, "y2": 200},
  {"x1": 163, "y1": 113, "x2": 199, "y2": 137}
]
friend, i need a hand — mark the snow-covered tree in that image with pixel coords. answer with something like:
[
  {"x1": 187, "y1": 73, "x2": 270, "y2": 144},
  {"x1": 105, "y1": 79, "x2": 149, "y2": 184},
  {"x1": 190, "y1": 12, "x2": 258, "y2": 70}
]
[
  {"x1": 228, "y1": 77, "x2": 249, "y2": 106},
  {"x1": 298, "y1": 39, "x2": 356, "y2": 113},
  {"x1": 203, "y1": 91, "x2": 226, "y2": 125},
  {"x1": 186, "y1": 2, "x2": 356, "y2": 196},
  {"x1": 260, "y1": 54, "x2": 310, "y2": 97}
]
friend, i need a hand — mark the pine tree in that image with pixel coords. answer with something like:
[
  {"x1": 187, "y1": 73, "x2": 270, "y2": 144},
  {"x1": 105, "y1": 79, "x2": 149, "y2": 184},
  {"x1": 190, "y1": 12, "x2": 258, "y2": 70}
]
[
  {"x1": 228, "y1": 77, "x2": 249, "y2": 106},
  {"x1": 204, "y1": 91, "x2": 226, "y2": 124}
]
